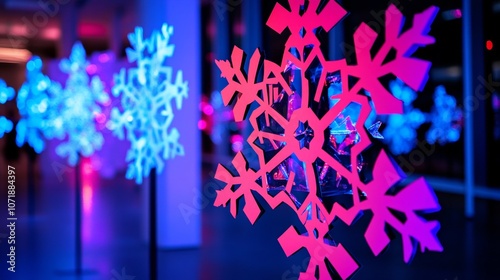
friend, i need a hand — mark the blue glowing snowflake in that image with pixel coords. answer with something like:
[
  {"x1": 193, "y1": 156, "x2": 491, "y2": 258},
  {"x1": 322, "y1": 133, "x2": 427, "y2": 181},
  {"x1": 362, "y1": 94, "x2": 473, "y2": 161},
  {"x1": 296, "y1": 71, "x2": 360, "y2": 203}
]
[
  {"x1": 0, "y1": 116, "x2": 13, "y2": 138},
  {"x1": 383, "y1": 79, "x2": 462, "y2": 155},
  {"x1": 383, "y1": 79, "x2": 426, "y2": 155},
  {"x1": 426, "y1": 85, "x2": 462, "y2": 144},
  {"x1": 16, "y1": 56, "x2": 61, "y2": 153},
  {"x1": 52, "y1": 42, "x2": 110, "y2": 166},
  {"x1": 0, "y1": 80, "x2": 15, "y2": 104},
  {"x1": 108, "y1": 23, "x2": 188, "y2": 184},
  {"x1": 0, "y1": 80, "x2": 15, "y2": 137}
]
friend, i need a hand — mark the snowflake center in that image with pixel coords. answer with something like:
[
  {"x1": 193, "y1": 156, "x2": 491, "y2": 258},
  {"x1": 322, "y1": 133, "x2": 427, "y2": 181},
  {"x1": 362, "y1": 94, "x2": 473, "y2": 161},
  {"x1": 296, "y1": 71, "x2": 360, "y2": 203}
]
[
  {"x1": 286, "y1": 108, "x2": 324, "y2": 164},
  {"x1": 294, "y1": 121, "x2": 314, "y2": 150}
]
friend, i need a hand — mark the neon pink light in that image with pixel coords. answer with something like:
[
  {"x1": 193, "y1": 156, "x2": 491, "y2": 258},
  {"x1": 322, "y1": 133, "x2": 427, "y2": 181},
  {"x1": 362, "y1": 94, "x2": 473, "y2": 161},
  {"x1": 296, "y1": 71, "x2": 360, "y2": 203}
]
[
  {"x1": 86, "y1": 64, "x2": 98, "y2": 75},
  {"x1": 95, "y1": 112, "x2": 107, "y2": 124},
  {"x1": 202, "y1": 104, "x2": 214, "y2": 116},
  {"x1": 98, "y1": 53, "x2": 110, "y2": 63},
  {"x1": 83, "y1": 184, "x2": 93, "y2": 213},
  {"x1": 198, "y1": 119, "x2": 207, "y2": 130},
  {"x1": 78, "y1": 23, "x2": 107, "y2": 38}
]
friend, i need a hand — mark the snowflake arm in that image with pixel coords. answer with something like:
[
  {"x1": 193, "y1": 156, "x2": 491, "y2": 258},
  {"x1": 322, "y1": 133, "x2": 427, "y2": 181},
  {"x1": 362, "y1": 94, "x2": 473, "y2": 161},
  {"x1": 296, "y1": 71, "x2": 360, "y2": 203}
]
[
  {"x1": 360, "y1": 151, "x2": 442, "y2": 262},
  {"x1": 215, "y1": 47, "x2": 267, "y2": 122},
  {"x1": 348, "y1": 5, "x2": 439, "y2": 114}
]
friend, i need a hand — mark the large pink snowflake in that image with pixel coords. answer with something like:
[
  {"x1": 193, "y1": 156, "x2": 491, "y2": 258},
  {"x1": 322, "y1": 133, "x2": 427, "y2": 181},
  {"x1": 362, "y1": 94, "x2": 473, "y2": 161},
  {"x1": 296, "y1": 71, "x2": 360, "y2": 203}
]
[{"x1": 213, "y1": 1, "x2": 442, "y2": 279}]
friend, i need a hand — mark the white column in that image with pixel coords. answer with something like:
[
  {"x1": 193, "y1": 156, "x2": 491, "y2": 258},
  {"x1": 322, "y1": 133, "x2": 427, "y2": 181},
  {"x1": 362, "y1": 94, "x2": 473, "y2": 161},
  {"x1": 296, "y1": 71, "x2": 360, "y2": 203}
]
[
  {"x1": 137, "y1": 0, "x2": 201, "y2": 248},
  {"x1": 137, "y1": 0, "x2": 168, "y2": 247},
  {"x1": 164, "y1": 0, "x2": 202, "y2": 248}
]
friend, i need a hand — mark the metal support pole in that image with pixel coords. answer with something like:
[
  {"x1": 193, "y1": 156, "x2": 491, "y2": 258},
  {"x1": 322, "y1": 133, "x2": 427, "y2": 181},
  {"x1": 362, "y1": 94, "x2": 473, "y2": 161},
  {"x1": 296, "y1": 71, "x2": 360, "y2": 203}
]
[
  {"x1": 462, "y1": 0, "x2": 485, "y2": 218},
  {"x1": 75, "y1": 156, "x2": 82, "y2": 274},
  {"x1": 149, "y1": 168, "x2": 157, "y2": 280}
]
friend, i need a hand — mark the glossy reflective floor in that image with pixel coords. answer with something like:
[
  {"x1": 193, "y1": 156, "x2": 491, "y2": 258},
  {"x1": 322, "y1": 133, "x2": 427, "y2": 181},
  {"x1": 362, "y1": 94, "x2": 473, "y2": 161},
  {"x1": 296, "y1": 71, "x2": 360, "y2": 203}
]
[{"x1": 0, "y1": 160, "x2": 499, "y2": 280}]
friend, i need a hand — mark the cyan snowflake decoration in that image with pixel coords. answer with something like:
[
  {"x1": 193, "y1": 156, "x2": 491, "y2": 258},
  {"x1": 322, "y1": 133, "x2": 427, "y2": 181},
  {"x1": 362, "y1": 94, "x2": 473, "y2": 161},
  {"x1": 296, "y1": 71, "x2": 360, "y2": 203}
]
[
  {"x1": 16, "y1": 56, "x2": 60, "y2": 153},
  {"x1": 0, "y1": 80, "x2": 15, "y2": 104},
  {"x1": 52, "y1": 42, "x2": 110, "y2": 166},
  {"x1": 0, "y1": 80, "x2": 15, "y2": 137},
  {"x1": 383, "y1": 79, "x2": 426, "y2": 155},
  {"x1": 426, "y1": 85, "x2": 462, "y2": 145},
  {"x1": 108, "y1": 23, "x2": 188, "y2": 184},
  {"x1": 0, "y1": 116, "x2": 13, "y2": 138},
  {"x1": 383, "y1": 79, "x2": 462, "y2": 155},
  {"x1": 214, "y1": 2, "x2": 442, "y2": 279}
]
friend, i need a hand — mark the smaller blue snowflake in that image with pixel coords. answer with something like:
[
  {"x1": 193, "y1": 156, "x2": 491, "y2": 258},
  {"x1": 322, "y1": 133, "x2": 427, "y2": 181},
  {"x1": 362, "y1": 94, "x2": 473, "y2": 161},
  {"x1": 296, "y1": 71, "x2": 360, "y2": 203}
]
[
  {"x1": 426, "y1": 85, "x2": 462, "y2": 145},
  {"x1": 52, "y1": 42, "x2": 110, "y2": 166},
  {"x1": 0, "y1": 80, "x2": 15, "y2": 137},
  {"x1": 109, "y1": 23, "x2": 188, "y2": 184},
  {"x1": 383, "y1": 79, "x2": 426, "y2": 155},
  {"x1": 0, "y1": 116, "x2": 13, "y2": 138},
  {"x1": 16, "y1": 56, "x2": 61, "y2": 153},
  {"x1": 0, "y1": 80, "x2": 15, "y2": 104},
  {"x1": 383, "y1": 80, "x2": 462, "y2": 155}
]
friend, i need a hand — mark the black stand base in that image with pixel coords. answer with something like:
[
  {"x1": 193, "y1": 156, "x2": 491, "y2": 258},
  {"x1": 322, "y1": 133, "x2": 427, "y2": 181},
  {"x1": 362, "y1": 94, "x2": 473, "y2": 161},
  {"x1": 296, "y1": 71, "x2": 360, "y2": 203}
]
[
  {"x1": 75, "y1": 157, "x2": 82, "y2": 274},
  {"x1": 149, "y1": 168, "x2": 157, "y2": 280},
  {"x1": 55, "y1": 156, "x2": 97, "y2": 277}
]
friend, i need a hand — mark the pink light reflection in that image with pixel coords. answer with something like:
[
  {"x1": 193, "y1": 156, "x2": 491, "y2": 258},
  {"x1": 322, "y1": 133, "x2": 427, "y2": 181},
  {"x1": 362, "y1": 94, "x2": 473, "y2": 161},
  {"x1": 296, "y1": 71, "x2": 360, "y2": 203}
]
[
  {"x1": 202, "y1": 104, "x2": 214, "y2": 115},
  {"x1": 80, "y1": 157, "x2": 94, "y2": 215},
  {"x1": 83, "y1": 184, "x2": 93, "y2": 214},
  {"x1": 98, "y1": 53, "x2": 110, "y2": 63},
  {"x1": 86, "y1": 64, "x2": 98, "y2": 75},
  {"x1": 95, "y1": 112, "x2": 107, "y2": 124},
  {"x1": 198, "y1": 119, "x2": 207, "y2": 130},
  {"x1": 78, "y1": 23, "x2": 108, "y2": 38},
  {"x1": 83, "y1": 161, "x2": 93, "y2": 175},
  {"x1": 42, "y1": 27, "x2": 61, "y2": 40},
  {"x1": 230, "y1": 134, "x2": 244, "y2": 152}
]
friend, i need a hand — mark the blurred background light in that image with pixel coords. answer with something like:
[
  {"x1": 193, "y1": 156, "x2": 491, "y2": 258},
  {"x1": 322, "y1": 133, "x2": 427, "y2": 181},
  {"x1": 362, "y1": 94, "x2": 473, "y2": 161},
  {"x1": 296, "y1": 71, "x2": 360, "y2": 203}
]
[{"x1": 0, "y1": 47, "x2": 32, "y2": 63}]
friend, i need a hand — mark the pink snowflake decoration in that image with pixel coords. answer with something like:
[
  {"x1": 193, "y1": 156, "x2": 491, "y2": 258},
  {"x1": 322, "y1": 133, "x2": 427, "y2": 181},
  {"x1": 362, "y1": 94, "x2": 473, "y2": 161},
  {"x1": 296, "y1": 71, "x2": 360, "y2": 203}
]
[{"x1": 213, "y1": 1, "x2": 442, "y2": 279}]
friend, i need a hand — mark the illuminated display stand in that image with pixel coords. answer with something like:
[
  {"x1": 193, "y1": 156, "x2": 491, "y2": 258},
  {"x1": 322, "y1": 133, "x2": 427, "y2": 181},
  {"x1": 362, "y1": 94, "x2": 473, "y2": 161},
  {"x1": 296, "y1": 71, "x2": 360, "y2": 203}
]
[
  {"x1": 49, "y1": 42, "x2": 110, "y2": 276},
  {"x1": 108, "y1": 1, "x2": 201, "y2": 279},
  {"x1": 108, "y1": 22, "x2": 189, "y2": 279}
]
